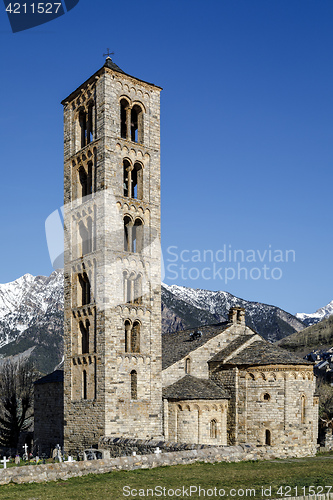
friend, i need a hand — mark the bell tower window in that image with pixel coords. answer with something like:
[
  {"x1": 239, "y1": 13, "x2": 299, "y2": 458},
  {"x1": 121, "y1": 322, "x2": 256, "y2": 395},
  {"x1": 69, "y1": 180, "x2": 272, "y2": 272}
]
[
  {"x1": 120, "y1": 99, "x2": 144, "y2": 144},
  {"x1": 131, "y1": 370, "x2": 138, "y2": 400},
  {"x1": 132, "y1": 219, "x2": 143, "y2": 253},
  {"x1": 125, "y1": 320, "x2": 131, "y2": 353},
  {"x1": 78, "y1": 273, "x2": 91, "y2": 306},
  {"x1": 123, "y1": 160, "x2": 143, "y2": 200},
  {"x1": 87, "y1": 103, "x2": 94, "y2": 144},
  {"x1": 120, "y1": 99, "x2": 129, "y2": 139},
  {"x1": 131, "y1": 105, "x2": 143, "y2": 143},
  {"x1": 83, "y1": 370, "x2": 87, "y2": 400},
  {"x1": 79, "y1": 110, "x2": 86, "y2": 149},
  {"x1": 131, "y1": 321, "x2": 141, "y2": 353},
  {"x1": 124, "y1": 216, "x2": 132, "y2": 252},
  {"x1": 79, "y1": 320, "x2": 90, "y2": 354}
]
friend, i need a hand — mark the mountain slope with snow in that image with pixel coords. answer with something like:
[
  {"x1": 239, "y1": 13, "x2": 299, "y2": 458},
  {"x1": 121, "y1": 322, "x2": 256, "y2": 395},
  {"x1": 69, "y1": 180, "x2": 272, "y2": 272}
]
[
  {"x1": 0, "y1": 270, "x2": 63, "y2": 351},
  {"x1": 296, "y1": 300, "x2": 333, "y2": 327},
  {"x1": 163, "y1": 283, "x2": 305, "y2": 342},
  {"x1": 0, "y1": 270, "x2": 310, "y2": 372}
]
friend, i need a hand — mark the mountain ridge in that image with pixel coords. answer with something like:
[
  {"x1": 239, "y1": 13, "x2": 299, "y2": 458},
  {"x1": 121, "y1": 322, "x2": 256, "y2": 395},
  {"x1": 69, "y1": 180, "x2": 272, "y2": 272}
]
[{"x1": 0, "y1": 270, "x2": 310, "y2": 373}]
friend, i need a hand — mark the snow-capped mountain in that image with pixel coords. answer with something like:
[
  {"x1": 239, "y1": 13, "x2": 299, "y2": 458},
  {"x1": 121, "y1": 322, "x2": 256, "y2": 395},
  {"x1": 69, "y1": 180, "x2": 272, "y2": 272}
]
[
  {"x1": 162, "y1": 283, "x2": 305, "y2": 342},
  {"x1": 0, "y1": 270, "x2": 308, "y2": 372},
  {"x1": 296, "y1": 300, "x2": 333, "y2": 327},
  {"x1": 0, "y1": 270, "x2": 63, "y2": 350}
]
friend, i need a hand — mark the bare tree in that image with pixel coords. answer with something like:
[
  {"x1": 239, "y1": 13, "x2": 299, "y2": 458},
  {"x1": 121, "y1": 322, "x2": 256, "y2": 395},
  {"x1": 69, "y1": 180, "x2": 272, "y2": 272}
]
[{"x1": 0, "y1": 358, "x2": 36, "y2": 449}]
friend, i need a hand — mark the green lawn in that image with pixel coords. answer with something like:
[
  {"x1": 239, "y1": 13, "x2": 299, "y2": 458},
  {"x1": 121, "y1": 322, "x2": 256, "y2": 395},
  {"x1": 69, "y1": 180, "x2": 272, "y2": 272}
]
[{"x1": 0, "y1": 455, "x2": 332, "y2": 500}]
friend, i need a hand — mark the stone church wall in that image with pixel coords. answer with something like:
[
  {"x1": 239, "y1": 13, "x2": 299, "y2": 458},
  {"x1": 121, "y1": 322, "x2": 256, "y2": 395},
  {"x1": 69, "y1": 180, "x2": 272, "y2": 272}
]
[
  {"x1": 162, "y1": 325, "x2": 254, "y2": 388},
  {"x1": 34, "y1": 379, "x2": 63, "y2": 456},
  {"x1": 210, "y1": 367, "x2": 238, "y2": 445},
  {"x1": 242, "y1": 367, "x2": 318, "y2": 452},
  {"x1": 165, "y1": 399, "x2": 228, "y2": 445}
]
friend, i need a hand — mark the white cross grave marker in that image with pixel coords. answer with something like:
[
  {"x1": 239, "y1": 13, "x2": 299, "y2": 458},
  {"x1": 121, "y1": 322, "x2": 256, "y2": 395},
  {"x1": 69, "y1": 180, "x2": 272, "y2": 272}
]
[{"x1": 1, "y1": 457, "x2": 9, "y2": 469}]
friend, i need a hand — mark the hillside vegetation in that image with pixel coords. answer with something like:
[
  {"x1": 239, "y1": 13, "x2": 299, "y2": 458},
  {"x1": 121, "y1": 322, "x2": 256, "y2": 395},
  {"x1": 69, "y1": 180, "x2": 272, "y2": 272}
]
[{"x1": 276, "y1": 314, "x2": 333, "y2": 357}]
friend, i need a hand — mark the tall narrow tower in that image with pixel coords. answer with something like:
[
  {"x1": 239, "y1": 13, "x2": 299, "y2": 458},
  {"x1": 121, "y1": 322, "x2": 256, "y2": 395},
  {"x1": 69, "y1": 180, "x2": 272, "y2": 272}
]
[{"x1": 62, "y1": 58, "x2": 162, "y2": 453}]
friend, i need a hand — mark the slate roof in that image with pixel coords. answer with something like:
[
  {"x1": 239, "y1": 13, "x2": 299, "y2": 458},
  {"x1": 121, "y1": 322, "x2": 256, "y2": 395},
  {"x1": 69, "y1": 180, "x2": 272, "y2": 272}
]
[
  {"x1": 210, "y1": 339, "x2": 312, "y2": 367},
  {"x1": 103, "y1": 57, "x2": 125, "y2": 74},
  {"x1": 61, "y1": 58, "x2": 162, "y2": 104},
  {"x1": 162, "y1": 322, "x2": 231, "y2": 370},
  {"x1": 209, "y1": 334, "x2": 257, "y2": 362},
  {"x1": 163, "y1": 375, "x2": 230, "y2": 400},
  {"x1": 34, "y1": 370, "x2": 64, "y2": 385}
]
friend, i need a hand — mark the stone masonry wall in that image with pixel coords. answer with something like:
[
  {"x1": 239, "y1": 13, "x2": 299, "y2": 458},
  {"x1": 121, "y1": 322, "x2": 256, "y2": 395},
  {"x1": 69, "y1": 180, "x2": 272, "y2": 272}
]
[
  {"x1": 162, "y1": 324, "x2": 253, "y2": 388},
  {"x1": 0, "y1": 444, "x2": 319, "y2": 486},
  {"x1": 211, "y1": 364, "x2": 318, "y2": 454},
  {"x1": 165, "y1": 399, "x2": 228, "y2": 445},
  {"x1": 210, "y1": 367, "x2": 238, "y2": 445},
  {"x1": 34, "y1": 380, "x2": 63, "y2": 456}
]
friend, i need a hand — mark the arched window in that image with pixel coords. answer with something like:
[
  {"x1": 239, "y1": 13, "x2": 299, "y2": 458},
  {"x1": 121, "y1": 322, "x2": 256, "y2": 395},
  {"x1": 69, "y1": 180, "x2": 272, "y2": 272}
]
[
  {"x1": 124, "y1": 273, "x2": 142, "y2": 304},
  {"x1": 265, "y1": 429, "x2": 271, "y2": 446},
  {"x1": 123, "y1": 272, "x2": 131, "y2": 303},
  {"x1": 133, "y1": 274, "x2": 142, "y2": 304},
  {"x1": 80, "y1": 320, "x2": 90, "y2": 354},
  {"x1": 131, "y1": 321, "x2": 140, "y2": 353},
  {"x1": 130, "y1": 370, "x2": 137, "y2": 400},
  {"x1": 79, "y1": 167, "x2": 88, "y2": 199},
  {"x1": 125, "y1": 320, "x2": 131, "y2": 353},
  {"x1": 86, "y1": 103, "x2": 94, "y2": 144},
  {"x1": 131, "y1": 105, "x2": 144, "y2": 143},
  {"x1": 83, "y1": 370, "x2": 87, "y2": 400},
  {"x1": 93, "y1": 147, "x2": 98, "y2": 193},
  {"x1": 79, "y1": 110, "x2": 86, "y2": 149},
  {"x1": 120, "y1": 98, "x2": 130, "y2": 139},
  {"x1": 301, "y1": 395, "x2": 306, "y2": 424},
  {"x1": 185, "y1": 358, "x2": 191, "y2": 374},
  {"x1": 124, "y1": 320, "x2": 141, "y2": 353},
  {"x1": 79, "y1": 221, "x2": 89, "y2": 256},
  {"x1": 263, "y1": 393, "x2": 271, "y2": 401},
  {"x1": 120, "y1": 99, "x2": 144, "y2": 143},
  {"x1": 87, "y1": 217, "x2": 93, "y2": 253},
  {"x1": 123, "y1": 160, "x2": 143, "y2": 200},
  {"x1": 87, "y1": 162, "x2": 93, "y2": 196},
  {"x1": 132, "y1": 219, "x2": 143, "y2": 253},
  {"x1": 78, "y1": 163, "x2": 92, "y2": 201},
  {"x1": 123, "y1": 159, "x2": 132, "y2": 197},
  {"x1": 132, "y1": 162, "x2": 143, "y2": 200},
  {"x1": 210, "y1": 419, "x2": 217, "y2": 439},
  {"x1": 123, "y1": 216, "x2": 132, "y2": 252},
  {"x1": 78, "y1": 273, "x2": 91, "y2": 306}
]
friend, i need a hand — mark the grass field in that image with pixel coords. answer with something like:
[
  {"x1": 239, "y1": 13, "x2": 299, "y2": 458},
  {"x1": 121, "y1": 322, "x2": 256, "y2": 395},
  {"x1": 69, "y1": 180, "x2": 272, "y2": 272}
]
[{"x1": 0, "y1": 455, "x2": 332, "y2": 500}]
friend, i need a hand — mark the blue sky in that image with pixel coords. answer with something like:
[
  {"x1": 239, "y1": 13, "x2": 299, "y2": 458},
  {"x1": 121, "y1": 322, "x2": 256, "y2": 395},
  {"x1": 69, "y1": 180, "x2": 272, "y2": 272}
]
[{"x1": 0, "y1": 0, "x2": 332, "y2": 315}]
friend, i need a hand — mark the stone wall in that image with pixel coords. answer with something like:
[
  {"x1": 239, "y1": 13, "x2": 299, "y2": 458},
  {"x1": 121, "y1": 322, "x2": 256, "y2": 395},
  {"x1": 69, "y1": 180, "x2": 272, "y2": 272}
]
[
  {"x1": 210, "y1": 363, "x2": 318, "y2": 454},
  {"x1": 34, "y1": 373, "x2": 64, "y2": 456},
  {"x1": 99, "y1": 436, "x2": 214, "y2": 456},
  {"x1": 0, "y1": 444, "x2": 319, "y2": 486},
  {"x1": 165, "y1": 399, "x2": 228, "y2": 445},
  {"x1": 210, "y1": 366, "x2": 238, "y2": 444}
]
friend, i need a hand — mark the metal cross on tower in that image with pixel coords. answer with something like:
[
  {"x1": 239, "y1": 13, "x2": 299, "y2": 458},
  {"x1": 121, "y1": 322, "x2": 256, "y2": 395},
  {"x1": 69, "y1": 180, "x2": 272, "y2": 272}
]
[{"x1": 103, "y1": 48, "x2": 114, "y2": 59}]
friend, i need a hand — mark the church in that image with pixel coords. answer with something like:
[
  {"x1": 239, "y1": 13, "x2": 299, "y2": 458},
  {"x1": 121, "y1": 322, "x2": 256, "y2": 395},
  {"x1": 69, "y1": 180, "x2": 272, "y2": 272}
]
[{"x1": 34, "y1": 59, "x2": 318, "y2": 457}]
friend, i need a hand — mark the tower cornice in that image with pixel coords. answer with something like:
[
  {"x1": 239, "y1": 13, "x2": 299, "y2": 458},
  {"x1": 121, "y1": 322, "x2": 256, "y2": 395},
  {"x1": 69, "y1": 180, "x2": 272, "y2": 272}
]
[{"x1": 61, "y1": 60, "x2": 162, "y2": 106}]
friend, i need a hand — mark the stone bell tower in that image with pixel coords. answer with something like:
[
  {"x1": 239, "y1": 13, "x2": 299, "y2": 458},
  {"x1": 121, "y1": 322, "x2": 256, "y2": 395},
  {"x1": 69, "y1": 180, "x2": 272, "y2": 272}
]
[{"x1": 62, "y1": 58, "x2": 162, "y2": 453}]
